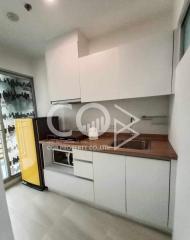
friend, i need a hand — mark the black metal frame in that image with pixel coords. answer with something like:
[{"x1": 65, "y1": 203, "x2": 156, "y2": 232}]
[{"x1": 180, "y1": 2, "x2": 190, "y2": 58}]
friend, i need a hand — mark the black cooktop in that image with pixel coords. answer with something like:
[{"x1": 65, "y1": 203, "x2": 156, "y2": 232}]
[{"x1": 47, "y1": 131, "x2": 86, "y2": 142}]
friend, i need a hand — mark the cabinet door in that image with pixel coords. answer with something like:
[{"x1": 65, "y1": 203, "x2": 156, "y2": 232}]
[
  {"x1": 80, "y1": 48, "x2": 119, "y2": 102},
  {"x1": 169, "y1": 160, "x2": 177, "y2": 230},
  {"x1": 45, "y1": 32, "x2": 81, "y2": 102},
  {"x1": 93, "y1": 152, "x2": 126, "y2": 214},
  {"x1": 118, "y1": 32, "x2": 173, "y2": 99},
  {"x1": 126, "y1": 157, "x2": 170, "y2": 228},
  {"x1": 44, "y1": 169, "x2": 94, "y2": 202}
]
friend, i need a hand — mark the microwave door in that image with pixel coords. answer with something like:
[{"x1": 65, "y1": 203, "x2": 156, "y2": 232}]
[
  {"x1": 67, "y1": 152, "x2": 73, "y2": 166},
  {"x1": 66, "y1": 152, "x2": 70, "y2": 165},
  {"x1": 53, "y1": 149, "x2": 73, "y2": 167}
]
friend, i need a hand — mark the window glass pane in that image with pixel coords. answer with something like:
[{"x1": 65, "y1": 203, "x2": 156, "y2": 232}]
[
  {"x1": 0, "y1": 130, "x2": 9, "y2": 180},
  {"x1": 0, "y1": 72, "x2": 36, "y2": 177},
  {"x1": 181, "y1": 5, "x2": 190, "y2": 56}
]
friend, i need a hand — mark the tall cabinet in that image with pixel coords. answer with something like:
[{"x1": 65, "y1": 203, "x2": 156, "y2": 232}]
[{"x1": 45, "y1": 31, "x2": 88, "y2": 103}]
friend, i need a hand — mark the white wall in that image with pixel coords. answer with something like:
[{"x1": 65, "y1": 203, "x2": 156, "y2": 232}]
[
  {"x1": 169, "y1": 1, "x2": 190, "y2": 240},
  {"x1": 31, "y1": 58, "x2": 51, "y2": 117},
  {"x1": 0, "y1": 45, "x2": 33, "y2": 76},
  {"x1": 0, "y1": 171, "x2": 14, "y2": 240},
  {"x1": 89, "y1": 13, "x2": 173, "y2": 54},
  {"x1": 173, "y1": 0, "x2": 189, "y2": 29},
  {"x1": 54, "y1": 96, "x2": 169, "y2": 134},
  {"x1": 169, "y1": 48, "x2": 190, "y2": 240}
]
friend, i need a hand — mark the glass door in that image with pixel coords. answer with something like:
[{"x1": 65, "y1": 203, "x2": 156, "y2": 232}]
[
  {"x1": 0, "y1": 128, "x2": 9, "y2": 179},
  {"x1": 0, "y1": 70, "x2": 37, "y2": 181}
]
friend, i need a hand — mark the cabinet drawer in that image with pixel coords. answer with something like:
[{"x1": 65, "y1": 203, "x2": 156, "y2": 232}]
[
  {"x1": 44, "y1": 169, "x2": 94, "y2": 202},
  {"x1": 73, "y1": 149, "x2": 92, "y2": 162},
  {"x1": 74, "y1": 160, "x2": 93, "y2": 180}
]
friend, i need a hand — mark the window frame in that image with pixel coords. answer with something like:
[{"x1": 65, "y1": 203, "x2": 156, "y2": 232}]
[
  {"x1": 177, "y1": 1, "x2": 190, "y2": 59},
  {"x1": 0, "y1": 68, "x2": 37, "y2": 183},
  {"x1": 180, "y1": 3, "x2": 190, "y2": 58}
]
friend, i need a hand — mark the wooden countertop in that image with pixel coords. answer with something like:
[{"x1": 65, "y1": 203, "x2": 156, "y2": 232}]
[{"x1": 39, "y1": 133, "x2": 177, "y2": 161}]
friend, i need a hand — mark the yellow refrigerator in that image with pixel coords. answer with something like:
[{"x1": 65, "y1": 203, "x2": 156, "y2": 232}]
[{"x1": 15, "y1": 117, "x2": 59, "y2": 190}]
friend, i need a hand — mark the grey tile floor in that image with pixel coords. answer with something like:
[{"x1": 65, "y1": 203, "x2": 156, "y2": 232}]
[{"x1": 6, "y1": 184, "x2": 171, "y2": 240}]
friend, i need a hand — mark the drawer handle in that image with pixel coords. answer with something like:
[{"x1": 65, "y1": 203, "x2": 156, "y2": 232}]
[
  {"x1": 74, "y1": 175, "x2": 93, "y2": 182},
  {"x1": 74, "y1": 159, "x2": 92, "y2": 164}
]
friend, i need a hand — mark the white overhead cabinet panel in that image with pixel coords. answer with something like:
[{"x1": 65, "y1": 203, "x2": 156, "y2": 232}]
[
  {"x1": 93, "y1": 152, "x2": 126, "y2": 214},
  {"x1": 46, "y1": 31, "x2": 88, "y2": 102},
  {"x1": 118, "y1": 32, "x2": 173, "y2": 99},
  {"x1": 79, "y1": 48, "x2": 119, "y2": 102},
  {"x1": 126, "y1": 157, "x2": 170, "y2": 228},
  {"x1": 79, "y1": 31, "x2": 173, "y2": 102}
]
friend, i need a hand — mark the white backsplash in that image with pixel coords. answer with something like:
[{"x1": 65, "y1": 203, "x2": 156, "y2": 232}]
[{"x1": 55, "y1": 96, "x2": 169, "y2": 135}]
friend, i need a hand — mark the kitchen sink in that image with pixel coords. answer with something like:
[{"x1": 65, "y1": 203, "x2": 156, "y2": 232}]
[{"x1": 110, "y1": 139, "x2": 149, "y2": 150}]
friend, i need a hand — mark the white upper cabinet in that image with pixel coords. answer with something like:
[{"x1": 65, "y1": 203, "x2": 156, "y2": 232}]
[
  {"x1": 93, "y1": 152, "x2": 126, "y2": 214},
  {"x1": 118, "y1": 32, "x2": 173, "y2": 99},
  {"x1": 45, "y1": 31, "x2": 88, "y2": 102},
  {"x1": 79, "y1": 48, "x2": 119, "y2": 102},
  {"x1": 79, "y1": 31, "x2": 173, "y2": 102},
  {"x1": 126, "y1": 157, "x2": 170, "y2": 228}
]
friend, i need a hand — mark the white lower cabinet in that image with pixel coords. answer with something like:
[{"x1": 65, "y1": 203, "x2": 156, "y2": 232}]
[
  {"x1": 74, "y1": 160, "x2": 93, "y2": 180},
  {"x1": 73, "y1": 149, "x2": 93, "y2": 162},
  {"x1": 93, "y1": 152, "x2": 126, "y2": 214},
  {"x1": 44, "y1": 150, "x2": 175, "y2": 231},
  {"x1": 169, "y1": 160, "x2": 177, "y2": 230},
  {"x1": 125, "y1": 157, "x2": 170, "y2": 228},
  {"x1": 44, "y1": 169, "x2": 94, "y2": 202}
]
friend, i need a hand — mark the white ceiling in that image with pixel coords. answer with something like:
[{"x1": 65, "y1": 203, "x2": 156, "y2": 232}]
[{"x1": 0, "y1": 0, "x2": 173, "y2": 57}]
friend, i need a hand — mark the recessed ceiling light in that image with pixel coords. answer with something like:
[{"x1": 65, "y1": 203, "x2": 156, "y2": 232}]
[
  {"x1": 24, "y1": 3, "x2": 32, "y2": 12},
  {"x1": 44, "y1": 0, "x2": 57, "y2": 4},
  {"x1": 7, "y1": 12, "x2": 19, "y2": 22}
]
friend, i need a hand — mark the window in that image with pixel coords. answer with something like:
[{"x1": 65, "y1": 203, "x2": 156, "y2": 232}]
[
  {"x1": 181, "y1": 4, "x2": 190, "y2": 57},
  {"x1": 0, "y1": 70, "x2": 36, "y2": 181}
]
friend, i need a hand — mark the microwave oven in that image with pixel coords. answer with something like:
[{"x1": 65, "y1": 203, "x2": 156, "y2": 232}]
[{"x1": 52, "y1": 148, "x2": 73, "y2": 167}]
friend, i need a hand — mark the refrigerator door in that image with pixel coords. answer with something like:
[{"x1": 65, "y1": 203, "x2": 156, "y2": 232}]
[
  {"x1": 34, "y1": 117, "x2": 59, "y2": 140},
  {"x1": 15, "y1": 119, "x2": 40, "y2": 187},
  {"x1": 33, "y1": 116, "x2": 59, "y2": 189}
]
